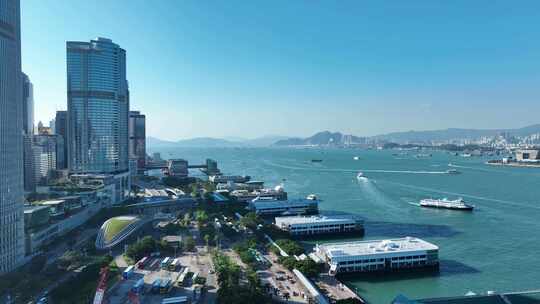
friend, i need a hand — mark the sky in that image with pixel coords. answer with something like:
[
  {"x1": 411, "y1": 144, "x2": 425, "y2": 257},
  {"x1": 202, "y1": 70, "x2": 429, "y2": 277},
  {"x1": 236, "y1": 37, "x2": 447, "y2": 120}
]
[{"x1": 21, "y1": 0, "x2": 540, "y2": 140}]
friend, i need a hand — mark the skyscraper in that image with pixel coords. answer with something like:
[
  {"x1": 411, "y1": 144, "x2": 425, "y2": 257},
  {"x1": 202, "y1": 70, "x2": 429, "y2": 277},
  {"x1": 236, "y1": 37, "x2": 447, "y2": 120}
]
[
  {"x1": 67, "y1": 37, "x2": 129, "y2": 174},
  {"x1": 0, "y1": 0, "x2": 25, "y2": 273},
  {"x1": 21, "y1": 72, "x2": 34, "y2": 135},
  {"x1": 55, "y1": 110, "x2": 67, "y2": 169},
  {"x1": 129, "y1": 110, "x2": 146, "y2": 173},
  {"x1": 22, "y1": 73, "x2": 35, "y2": 192}
]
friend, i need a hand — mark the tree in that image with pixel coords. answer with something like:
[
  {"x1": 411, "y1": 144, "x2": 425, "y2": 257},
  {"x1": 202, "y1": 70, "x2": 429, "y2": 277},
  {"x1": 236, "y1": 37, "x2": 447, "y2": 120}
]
[
  {"x1": 204, "y1": 234, "x2": 210, "y2": 251},
  {"x1": 240, "y1": 212, "x2": 261, "y2": 229},
  {"x1": 195, "y1": 210, "x2": 208, "y2": 227},
  {"x1": 183, "y1": 236, "x2": 196, "y2": 252}
]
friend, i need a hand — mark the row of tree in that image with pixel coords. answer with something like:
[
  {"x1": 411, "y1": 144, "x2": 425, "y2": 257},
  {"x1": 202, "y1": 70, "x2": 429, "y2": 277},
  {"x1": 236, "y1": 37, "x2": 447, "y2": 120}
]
[{"x1": 212, "y1": 252, "x2": 272, "y2": 304}]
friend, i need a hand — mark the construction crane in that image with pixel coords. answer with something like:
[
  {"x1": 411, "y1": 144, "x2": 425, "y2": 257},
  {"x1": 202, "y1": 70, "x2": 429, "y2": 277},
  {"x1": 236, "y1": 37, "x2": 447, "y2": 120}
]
[{"x1": 92, "y1": 267, "x2": 109, "y2": 304}]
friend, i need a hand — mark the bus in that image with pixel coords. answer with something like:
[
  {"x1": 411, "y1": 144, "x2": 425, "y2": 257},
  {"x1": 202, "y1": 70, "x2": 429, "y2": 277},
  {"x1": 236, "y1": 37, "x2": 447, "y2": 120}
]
[
  {"x1": 161, "y1": 296, "x2": 188, "y2": 304},
  {"x1": 177, "y1": 267, "x2": 189, "y2": 287},
  {"x1": 151, "y1": 279, "x2": 162, "y2": 294},
  {"x1": 131, "y1": 278, "x2": 145, "y2": 294},
  {"x1": 160, "y1": 257, "x2": 171, "y2": 269},
  {"x1": 123, "y1": 265, "x2": 135, "y2": 280},
  {"x1": 168, "y1": 258, "x2": 179, "y2": 271},
  {"x1": 136, "y1": 256, "x2": 148, "y2": 269},
  {"x1": 160, "y1": 279, "x2": 172, "y2": 294}
]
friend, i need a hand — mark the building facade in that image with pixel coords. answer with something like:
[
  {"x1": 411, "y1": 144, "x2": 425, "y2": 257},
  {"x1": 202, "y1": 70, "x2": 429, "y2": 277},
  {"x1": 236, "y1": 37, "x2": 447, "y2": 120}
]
[
  {"x1": 66, "y1": 37, "x2": 129, "y2": 174},
  {"x1": 54, "y1": 110, "x2": 68, "y2": 169},
  {"x1": 314, "y1": 237, "x2": 439, "y2": 275},
  {"x1": 275, "y1": 215, "x2": 364, "y2": 236},
  {"x1": 128, "y1": 110, "x2": 145, "y2": 173},
  {"x1": 0, "y1": 0, "x2": 25, "y2": 273},
  {"x1": 32, "y1": 134, "x2": 60, "y2": 184}
]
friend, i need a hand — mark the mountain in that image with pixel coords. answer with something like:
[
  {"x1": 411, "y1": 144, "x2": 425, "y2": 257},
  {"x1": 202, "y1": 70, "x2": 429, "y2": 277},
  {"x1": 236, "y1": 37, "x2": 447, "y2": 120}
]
[
  {"x1": 147, "y1": 135, "x2": 290, "y2": 148},
  {"x1": 274, "y1": 131, "x2": 366, "y2": 146},
  {"x1": 243, "y1": 135, "x2": 290, "y2": 147},
  {"x1": 374, "y1": 124, "x2": 540, "y2": 144}
]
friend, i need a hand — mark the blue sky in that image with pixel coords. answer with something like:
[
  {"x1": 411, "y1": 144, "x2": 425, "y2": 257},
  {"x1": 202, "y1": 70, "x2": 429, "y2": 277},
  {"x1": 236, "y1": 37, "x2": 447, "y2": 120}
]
[{"x1": 22, "y1": 0, "x2": 540, "y2": 140}]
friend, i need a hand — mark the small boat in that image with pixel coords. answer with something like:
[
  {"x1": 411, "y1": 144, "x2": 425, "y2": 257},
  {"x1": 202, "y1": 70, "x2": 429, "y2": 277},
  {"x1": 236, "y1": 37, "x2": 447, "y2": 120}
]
[
  {"x1": 446, "y1": 169, "x2": 460, "y2": 174},
  {"x1": 356, "y1": 172, "x2": 367, "y2": 180},
  {"x1": 420, "y1": 198, "x2": 474, "y2": 211},
  {"x1": 353, "y1": 156, "x2": 360, "y2": 160},
  {"x1": 306, "y1": 194, "x2": 318, "y2": 200},
  {"x1": 311, "y1": 159, "x2": 323, "y2": 163}
]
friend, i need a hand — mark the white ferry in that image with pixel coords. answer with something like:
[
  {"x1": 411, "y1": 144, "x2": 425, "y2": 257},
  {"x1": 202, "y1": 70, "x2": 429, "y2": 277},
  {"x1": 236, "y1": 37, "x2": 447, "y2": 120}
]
[{"x1": 420, "y1": 198, "x2": 474, "y2": 211}]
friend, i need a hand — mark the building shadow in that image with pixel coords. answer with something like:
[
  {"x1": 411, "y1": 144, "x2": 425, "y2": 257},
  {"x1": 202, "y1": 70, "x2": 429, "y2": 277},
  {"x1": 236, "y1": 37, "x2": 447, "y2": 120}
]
[{"x1": 337, "y1": 259, "x2": 479, "y2": 284}]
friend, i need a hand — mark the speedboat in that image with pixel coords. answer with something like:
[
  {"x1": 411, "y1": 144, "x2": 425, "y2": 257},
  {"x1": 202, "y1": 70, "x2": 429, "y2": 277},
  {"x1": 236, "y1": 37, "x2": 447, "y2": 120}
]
[
  {"x1": 356, "y1": 172, "x2": 367, "y2": 180},
  {"x1": 353, "y1": 156, "x2": 360, "y2": 160},
  {"x1": 446, "y1": 169, "x2": 460, "y2": 174}
]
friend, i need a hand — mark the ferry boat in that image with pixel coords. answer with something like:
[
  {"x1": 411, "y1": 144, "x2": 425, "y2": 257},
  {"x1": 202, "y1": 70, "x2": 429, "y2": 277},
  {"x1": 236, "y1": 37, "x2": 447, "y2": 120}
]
[{"x1": 420, "y1": 198, "x2": 474, "y2": 211}]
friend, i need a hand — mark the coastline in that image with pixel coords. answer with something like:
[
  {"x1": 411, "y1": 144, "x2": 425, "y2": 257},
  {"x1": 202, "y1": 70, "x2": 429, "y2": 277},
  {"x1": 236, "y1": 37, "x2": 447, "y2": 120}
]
[{"x1": 486, "y1": 161, "x2": 540, "y2": 168}]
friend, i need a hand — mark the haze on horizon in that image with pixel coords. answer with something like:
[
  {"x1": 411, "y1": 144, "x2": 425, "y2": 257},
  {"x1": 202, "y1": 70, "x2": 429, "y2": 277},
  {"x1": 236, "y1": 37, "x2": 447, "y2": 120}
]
[{"x1": 22, "y1": 0, "x2": 540, "y2": 141}]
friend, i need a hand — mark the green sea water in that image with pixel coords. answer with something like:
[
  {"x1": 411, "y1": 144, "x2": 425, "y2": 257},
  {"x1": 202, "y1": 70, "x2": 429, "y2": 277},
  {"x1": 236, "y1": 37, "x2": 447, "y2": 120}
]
[{"x1": 150, "y1": 147, "x2": 540, "y2": 303}]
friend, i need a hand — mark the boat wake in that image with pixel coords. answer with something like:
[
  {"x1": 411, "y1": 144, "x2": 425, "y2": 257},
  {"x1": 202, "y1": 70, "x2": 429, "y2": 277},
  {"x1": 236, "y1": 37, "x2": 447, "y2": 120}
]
[{"x1": 263, "y1": 160, "x2": 451, "y2": 175}]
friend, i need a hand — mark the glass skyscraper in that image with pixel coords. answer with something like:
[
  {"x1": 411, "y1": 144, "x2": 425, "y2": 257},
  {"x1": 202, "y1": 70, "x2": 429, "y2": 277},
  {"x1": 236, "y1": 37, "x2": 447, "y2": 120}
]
[
  {"x1": 0, "y1": 0, "x2": 25, "y2": 273},
  {"x1": 67, "y1": 37, "x2": 129, "y2": 173}
]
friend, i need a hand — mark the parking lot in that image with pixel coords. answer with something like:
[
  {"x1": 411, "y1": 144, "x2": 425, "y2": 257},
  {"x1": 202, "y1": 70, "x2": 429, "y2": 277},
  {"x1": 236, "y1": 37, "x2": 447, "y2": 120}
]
[{"x1": 107, "y1": 247, "x2": 216, "y2": 304}]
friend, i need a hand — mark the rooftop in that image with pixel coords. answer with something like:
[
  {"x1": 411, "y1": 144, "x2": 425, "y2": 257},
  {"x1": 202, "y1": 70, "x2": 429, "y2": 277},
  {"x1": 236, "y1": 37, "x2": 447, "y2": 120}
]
[
  {"x1": 319, "y1": 237, "x2": 438, "y2": 258},
  {"x1": 24, "y1": 205, "x2": 50, "y2": 213},
  {"x1": 102, "y1": 216, "x2": 139, "y2": 242},
  {"x1": 275, "y1": 215, "x2": 359, "y2": 225},
  {"x1": 251, "y1": 198, "x2": 318, "y2": 209}
]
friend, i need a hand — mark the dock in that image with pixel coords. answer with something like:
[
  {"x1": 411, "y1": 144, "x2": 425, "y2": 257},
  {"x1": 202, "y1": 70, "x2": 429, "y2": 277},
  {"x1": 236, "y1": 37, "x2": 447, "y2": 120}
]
[{"x1": 313, "y1": 274, "x2": 365, "y2": 303}]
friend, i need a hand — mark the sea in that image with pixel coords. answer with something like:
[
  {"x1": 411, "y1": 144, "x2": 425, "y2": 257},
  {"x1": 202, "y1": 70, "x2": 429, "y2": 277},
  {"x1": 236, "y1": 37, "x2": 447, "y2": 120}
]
[{"x1": 148, "y1": 146, "x2": 540, "y2": 303}]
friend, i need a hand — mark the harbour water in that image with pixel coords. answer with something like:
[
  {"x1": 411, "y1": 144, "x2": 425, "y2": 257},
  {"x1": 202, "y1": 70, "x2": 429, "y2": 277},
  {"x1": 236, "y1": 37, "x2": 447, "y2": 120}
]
[{"x1": 150, "y1": 147, "x2": 540, "y2": 303}]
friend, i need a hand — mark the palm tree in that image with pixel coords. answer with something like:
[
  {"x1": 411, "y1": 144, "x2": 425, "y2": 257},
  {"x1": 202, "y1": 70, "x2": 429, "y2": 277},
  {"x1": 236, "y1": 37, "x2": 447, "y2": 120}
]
[{"x1": 204, "y1": 234, "x2": 210, "y2": 252}]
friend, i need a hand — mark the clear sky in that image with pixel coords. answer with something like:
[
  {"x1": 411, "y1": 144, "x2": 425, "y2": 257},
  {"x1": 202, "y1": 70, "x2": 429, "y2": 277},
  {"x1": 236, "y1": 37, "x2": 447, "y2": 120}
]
[{"x1": 21, "y1": 0, "x2": 540, "y2": 140}]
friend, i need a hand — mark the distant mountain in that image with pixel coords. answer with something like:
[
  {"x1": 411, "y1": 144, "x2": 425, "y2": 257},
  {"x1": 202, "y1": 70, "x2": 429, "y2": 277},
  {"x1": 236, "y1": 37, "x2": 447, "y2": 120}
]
[
  {"x1": 147, "y1": 135, "x2": 290, "y2": 148},
  {"x1": 274, "y1": 131, "x2": 366, "y2": 146},
  {"x1": 243, "y1": 135, "x2": 290, "y2": 147},
  {"x1": 374, "y1": 124, "x2": 540, "y2": 143}
]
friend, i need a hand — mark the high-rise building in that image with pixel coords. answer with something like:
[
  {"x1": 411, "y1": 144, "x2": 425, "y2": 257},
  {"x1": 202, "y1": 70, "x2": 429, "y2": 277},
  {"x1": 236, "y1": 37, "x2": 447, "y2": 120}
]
[
  {"x1": 55, "y1": 110, "x2": 67, "y2": 169},
  {"x1": 66, "y1": 37, "x2": 129, "y2": 174},
  {"x1": 22, "y1": 73, "x2": 35, "y2": 192},
  {"x1": 0, "y1": 0, "x2": 25, "y2": 273},
  {"x1": 21, "y1": 72, "x2": 34, "y2": 135},
  {"x1": 32, "y1": 134, "x2": 58, "y2": 184},
  {"x1": 129, "y1": 110, "x2": 146, "y2": 173}
]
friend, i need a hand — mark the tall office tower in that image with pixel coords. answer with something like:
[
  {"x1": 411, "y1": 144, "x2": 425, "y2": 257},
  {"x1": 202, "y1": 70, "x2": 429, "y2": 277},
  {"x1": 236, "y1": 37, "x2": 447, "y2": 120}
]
[
  {"x1": 0, "y1": 0, "x2": 25, "y2": 273},
  {"x1": 21, "y1": 72, "x2": 34, "y2": 135},
  {"x1": 128, "y1": 110, "x2": 146, "y2": 173},
  {"x1": 22, "y1": 73, "x2": 35, "y2": 192},
  {"x1": 67, "y1": 37, "x2": 129, "y2": 174},
  {"x1": 55, "y1": 111, "x2": 68, "y2": 169}
]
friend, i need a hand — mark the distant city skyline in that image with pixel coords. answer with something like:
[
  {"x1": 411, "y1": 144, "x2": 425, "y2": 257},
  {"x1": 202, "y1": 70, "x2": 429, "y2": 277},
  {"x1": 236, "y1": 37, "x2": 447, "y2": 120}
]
[{"x1": 21, "y1": 0, "x2": 540, "y2": 140}]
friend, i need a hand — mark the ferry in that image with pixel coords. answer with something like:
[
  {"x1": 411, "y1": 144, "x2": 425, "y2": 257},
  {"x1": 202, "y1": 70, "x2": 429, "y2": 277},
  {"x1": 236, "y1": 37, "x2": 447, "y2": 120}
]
[{"x1": 420, "y1": 198, "x2": 474, "y2": 211}]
